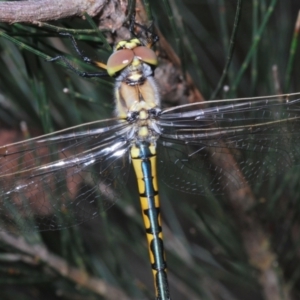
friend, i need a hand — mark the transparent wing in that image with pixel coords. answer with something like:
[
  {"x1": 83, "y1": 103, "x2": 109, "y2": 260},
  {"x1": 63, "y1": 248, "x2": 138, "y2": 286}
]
[
  {"x1": 157, "y1": 93, "x2": 300, "y2": 195},
  {"x1": 0, "y1": 118, "x2": 132, "y2": 232}
]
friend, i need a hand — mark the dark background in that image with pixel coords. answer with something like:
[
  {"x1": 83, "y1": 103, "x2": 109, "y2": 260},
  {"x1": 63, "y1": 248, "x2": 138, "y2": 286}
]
[{"x1": 0, "y1": 1, "x2": 300, "y2": 300}]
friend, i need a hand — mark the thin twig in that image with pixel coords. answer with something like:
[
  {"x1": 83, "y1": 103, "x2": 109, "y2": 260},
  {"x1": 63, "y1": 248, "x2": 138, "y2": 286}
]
[{"x1": 0, "y1": 231, "x2": 132, "y2": 300}]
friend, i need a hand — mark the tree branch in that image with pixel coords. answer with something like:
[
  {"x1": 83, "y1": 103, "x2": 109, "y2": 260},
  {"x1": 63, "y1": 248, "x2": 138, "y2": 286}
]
[
  {"x1": 0, "y1": 0, "x2": 120, "y2": 25},
  {"x1": 0, "y1": 231, "x2": 132, "y2": 300}
]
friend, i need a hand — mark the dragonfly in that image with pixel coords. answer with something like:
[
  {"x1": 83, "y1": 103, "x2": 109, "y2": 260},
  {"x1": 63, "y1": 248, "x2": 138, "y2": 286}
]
[{"x1": 1, "y1": 20, "x2": 300, "y2": 300}]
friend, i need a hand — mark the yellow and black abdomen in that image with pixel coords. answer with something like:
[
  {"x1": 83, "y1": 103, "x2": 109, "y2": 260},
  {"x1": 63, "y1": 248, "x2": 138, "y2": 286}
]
[{"x1": 130, "y1": 142, "x2": 170, "y2": 300}]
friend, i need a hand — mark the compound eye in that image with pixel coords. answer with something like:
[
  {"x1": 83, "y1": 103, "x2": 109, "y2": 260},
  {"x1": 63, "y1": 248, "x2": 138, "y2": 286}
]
[
  {"x1": 106, "y1": 49, "x2": 134, "y2": 76},
  {"x1": 133, "y1": 46, "x2": 158, "y2": 67}
]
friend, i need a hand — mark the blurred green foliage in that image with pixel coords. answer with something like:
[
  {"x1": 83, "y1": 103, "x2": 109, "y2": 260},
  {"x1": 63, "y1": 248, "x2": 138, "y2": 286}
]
[{"x1": 0, "y1": 1, "x2": 300, "y2": 300}]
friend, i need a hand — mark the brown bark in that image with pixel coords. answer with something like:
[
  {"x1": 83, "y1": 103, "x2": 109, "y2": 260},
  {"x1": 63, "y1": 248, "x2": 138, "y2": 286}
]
[{"x1": 0, "y1": 0, "x2": 110, "y2": 23}]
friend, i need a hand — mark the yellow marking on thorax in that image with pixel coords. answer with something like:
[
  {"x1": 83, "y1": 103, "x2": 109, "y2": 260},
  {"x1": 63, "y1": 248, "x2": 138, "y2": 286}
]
[
  {"x1": 139, "y1": 110, "x2": 147, "y2": 120},
  {"x1": 138, "y1": 126, "x2": 149, "y2": 137}
]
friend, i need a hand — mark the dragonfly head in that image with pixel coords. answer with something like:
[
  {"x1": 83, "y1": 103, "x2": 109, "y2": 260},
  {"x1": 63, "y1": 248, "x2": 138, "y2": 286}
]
[{"x1": 107, "y1": 39, "x2": 158, "y2": 77}]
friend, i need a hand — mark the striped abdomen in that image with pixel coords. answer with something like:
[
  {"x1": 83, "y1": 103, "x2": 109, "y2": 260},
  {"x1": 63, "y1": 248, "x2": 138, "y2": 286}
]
[{"x1": 130, "y1": 142, "x2": 170, "y2": 300}]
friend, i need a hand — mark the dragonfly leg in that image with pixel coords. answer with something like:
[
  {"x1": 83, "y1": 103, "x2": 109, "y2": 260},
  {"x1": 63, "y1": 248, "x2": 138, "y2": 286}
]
[
  {"x1": 47, "y1": 32, "x2": 108, "y2": 78},
  {"x1": 129, "y1": 12, "x2": 159, "y2": 48},
  {"x1": 47, "y1": 55, "x2": 108, "y2": 78},
  {"x1": 58, "y1": 32, "x2": 94, "y2": 64}
]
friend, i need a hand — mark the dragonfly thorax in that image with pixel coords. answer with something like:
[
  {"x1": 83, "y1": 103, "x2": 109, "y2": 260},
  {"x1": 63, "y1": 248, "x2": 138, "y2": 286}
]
[
  {"x1": 107, "y1": 36, "x2": 160, "y2": 120},
  {"x1": 127, "y1": 107, "x2": 161, "y2": 144},
  {"x1": 114, "y1": 62, "x2": 161, "y2": 117},
  {"x1": 109, "y1": 38, "x2": 161, "y2": 143},
  {"x1": 117, "y1": 57, "x2": 154, "y2": 85}
]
